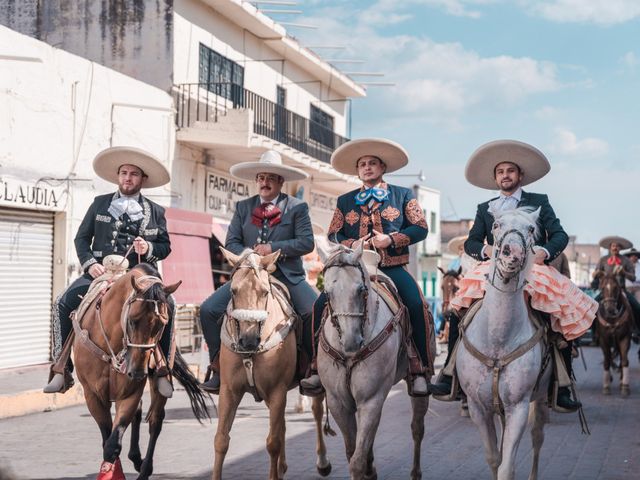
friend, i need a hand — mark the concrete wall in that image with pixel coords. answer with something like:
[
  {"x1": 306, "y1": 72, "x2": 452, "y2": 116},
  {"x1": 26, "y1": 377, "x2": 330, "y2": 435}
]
[
  {"x1": 173, "y1": 0, "x2": 349, "y2": 135},
  {"x1": 0, "y1": 26, "x2": 175, "y2": 292},
  {"x1": 0, "y1": 0, "x2": 174, "y2": 92}
]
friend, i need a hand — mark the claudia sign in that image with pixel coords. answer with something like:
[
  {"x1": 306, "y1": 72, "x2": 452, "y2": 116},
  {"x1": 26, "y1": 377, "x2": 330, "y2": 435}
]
[
  {"x1": 0, "y1": 176, "x2": 65, "y2": 211},
  {"x1": 205, "y1": 170, "x2": 252, "y2": 218}
]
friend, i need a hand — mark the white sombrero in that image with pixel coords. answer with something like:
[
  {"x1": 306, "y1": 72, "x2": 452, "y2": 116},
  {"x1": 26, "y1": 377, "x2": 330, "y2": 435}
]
[
  {"x1": 93, "y1": 146, "x2": 170, "y2": 188},
  {"x1": 312, "y1": 222, "x2": 325, "y2": 235},
  {"x1": 230, "y1": 150, "x2": 308, "y2": 182},
  {"x1": 599, "y1": 236, "x2": 633, "y2": 250},
  {"x1": 447, "y1": 235, "x2": 467, "y2": 255},
  {"x1": 331, "y1": 138, "x2": 409, "y2": 176},
  {"x1": 465, "y1": 140, "x2": 550, "y2": 190}
]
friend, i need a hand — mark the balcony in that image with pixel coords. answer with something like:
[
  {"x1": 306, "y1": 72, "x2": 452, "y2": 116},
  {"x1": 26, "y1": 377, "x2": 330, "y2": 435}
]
[{"x1": 174, "y1": 83, "x2": 349, "y2": 164}]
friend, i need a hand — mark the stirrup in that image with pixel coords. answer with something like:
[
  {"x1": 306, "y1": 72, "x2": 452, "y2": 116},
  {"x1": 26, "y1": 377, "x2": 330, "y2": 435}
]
[
  {"x1": 299, "y1": 373, "x2": 324, "y2": 397},
  {"x1": 431, "y1": 371, "x2": 460, "y2": 402},
  {"x1": 407, "y1": 375, "x2": 429, "y2": 397},
  {"x1": 43, "y1": 370, "x2": 74, "y2": 394}
]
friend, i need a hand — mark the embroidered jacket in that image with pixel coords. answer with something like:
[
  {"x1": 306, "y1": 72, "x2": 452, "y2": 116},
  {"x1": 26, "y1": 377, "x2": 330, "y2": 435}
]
[
  {"x1": 75, "y1": 192, "x2": 171, "y2": 272},
  {"x1": 328, "y1": 183, "x2": 428, "y2": 267}
]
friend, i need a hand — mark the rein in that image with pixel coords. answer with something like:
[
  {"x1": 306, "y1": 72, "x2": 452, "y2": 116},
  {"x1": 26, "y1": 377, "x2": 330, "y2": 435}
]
[
  {"x1": 80, "y1": 274, "x2": 166, "y2": 373},
  {"x1": 597, "y1": 282, "x2": 631, "y2": 332}
]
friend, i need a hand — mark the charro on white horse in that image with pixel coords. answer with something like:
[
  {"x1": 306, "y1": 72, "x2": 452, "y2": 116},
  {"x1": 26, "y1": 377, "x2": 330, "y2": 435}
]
[{"x1": 456, "y1": 206, "x2": 552, "y2": 480}]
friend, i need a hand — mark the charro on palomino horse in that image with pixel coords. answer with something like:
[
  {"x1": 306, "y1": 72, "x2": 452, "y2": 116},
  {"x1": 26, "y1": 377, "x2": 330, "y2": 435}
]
[
  {"x1": 72, "y1": 259, "x2": 209, "y2": 480},
  {"x1": 318, "y1": 245, "x2": 431, "y2": 480},
  {"x1": 212, "y1": 248, "x2": 330, "y2": 480},
  {"x1": 594, "y1": 272, "x2": 633, "y2": 396}
]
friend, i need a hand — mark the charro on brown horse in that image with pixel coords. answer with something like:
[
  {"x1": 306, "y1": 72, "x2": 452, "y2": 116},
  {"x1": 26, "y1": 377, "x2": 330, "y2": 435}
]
[
  {"x1": 73, "y1": 263, "x2": 209, "y2": 480},
  {"x1": 595, "y1": 271, "x2": 633, "y2": 396},
  {"x1": 213, "y1": 248, "x2": 330, "y2": 480}
]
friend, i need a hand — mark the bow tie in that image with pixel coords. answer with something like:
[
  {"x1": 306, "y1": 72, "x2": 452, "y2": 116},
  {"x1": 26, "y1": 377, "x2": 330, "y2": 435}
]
[
  {"x1": 108, "y1": 196, "x2": 143, "y2": 221},
  {"x1": 355, "y1": 187, "x2": 389, "y2": 206},
  {"x1": 607, "y1": 256, "x2": 622, "y2": 266},
  {"x1": 252, "y1": 202, "x2": 282, "y2": 228}
]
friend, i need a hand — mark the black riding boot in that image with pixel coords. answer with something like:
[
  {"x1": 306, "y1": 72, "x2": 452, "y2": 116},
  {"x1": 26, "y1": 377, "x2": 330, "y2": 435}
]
[
  {"x1": 557, "y1": 341, "x2": 581, "y2": 411},
  {"x1": 428, "y1": 310, "x2": 460, "y2": 396}
]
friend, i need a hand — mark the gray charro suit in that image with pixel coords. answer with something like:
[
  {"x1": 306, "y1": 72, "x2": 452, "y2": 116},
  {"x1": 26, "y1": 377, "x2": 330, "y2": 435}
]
[{"x1": 199, "y1": 193, "x2": 317, "y2": 362}]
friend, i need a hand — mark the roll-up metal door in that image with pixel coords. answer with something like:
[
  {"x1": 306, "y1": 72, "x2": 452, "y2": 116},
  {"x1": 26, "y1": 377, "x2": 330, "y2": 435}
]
[{"x1": 0, "y1": 208, "x2": 54, "y2": 369}]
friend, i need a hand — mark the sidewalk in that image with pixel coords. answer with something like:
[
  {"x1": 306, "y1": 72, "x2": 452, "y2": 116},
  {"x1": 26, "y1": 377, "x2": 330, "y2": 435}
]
[{"x1": 0, "y1": 350, "x2": 210, "y2": 420}]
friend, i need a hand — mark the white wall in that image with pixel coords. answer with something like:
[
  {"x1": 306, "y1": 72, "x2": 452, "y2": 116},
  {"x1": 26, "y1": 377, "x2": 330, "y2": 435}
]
[
  {"x1": 173, "y1": 0, "x2": 349, "y2": 136},
  {"x1": 0, "y1": 26, "x2": 175, "y2": 287}
]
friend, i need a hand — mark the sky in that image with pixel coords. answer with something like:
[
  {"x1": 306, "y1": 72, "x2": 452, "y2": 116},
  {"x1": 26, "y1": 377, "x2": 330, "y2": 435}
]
[{"x1": 269, "y1": 0, "x2": 640, "y2": 245}]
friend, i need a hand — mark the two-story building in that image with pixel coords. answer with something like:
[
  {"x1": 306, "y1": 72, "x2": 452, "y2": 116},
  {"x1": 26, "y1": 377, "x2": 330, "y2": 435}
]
[{"x1": 0, "y1": 0, "x2": 365, "y2": 368}]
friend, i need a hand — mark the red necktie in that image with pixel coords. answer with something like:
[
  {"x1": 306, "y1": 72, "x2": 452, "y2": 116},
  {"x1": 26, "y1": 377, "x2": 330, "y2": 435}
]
[
  {"x1": 607, "y1": 256, "x2": 622, "y2": 266},
  {"x1": 251, "y1": 202, "x2": 282, "y2": 227}
]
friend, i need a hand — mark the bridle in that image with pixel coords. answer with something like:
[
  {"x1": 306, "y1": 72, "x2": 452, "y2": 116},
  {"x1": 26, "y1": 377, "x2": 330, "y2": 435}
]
[
  {"x1": 96, "y1": 274, "x2": 168, "y2": 372},
  {"x1": 489, "y1": 227, "x2": 534, "y2": 293},
  {"x1": 227, "y1": 251, "x2": 273, "y2": 353},
  {"x1": 322, "y1": 251, "x2": 370, "y2": 340},
  {"x1": 598, "y1": 275, "x2": 626, "y2": 323}
]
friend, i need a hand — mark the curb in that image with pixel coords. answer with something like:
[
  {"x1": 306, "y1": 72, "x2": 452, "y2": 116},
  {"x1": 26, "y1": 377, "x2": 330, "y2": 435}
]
[{"x1": 0, "y1": 384, "x2": 85, "y2": 420}]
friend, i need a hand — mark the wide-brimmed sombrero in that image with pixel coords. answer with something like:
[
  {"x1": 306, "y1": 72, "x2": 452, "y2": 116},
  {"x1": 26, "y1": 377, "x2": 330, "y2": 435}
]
[
  {"x1": 230, "y1": 150, "x2": 308, "y2": 181},
  {"x1": 447, "y1": 235, "x2": 467, "y2": 255},
  {"x1": 465, "y1": 140, "x2": 550, "y2": 190},
  {"x1": 599, "y1": 236, "x2": 633, "y2": 250},
  {"x1": 331, "y1": 138, "x2": 409, "y2": 176},
  {"x1": 93, "y1": 146, "x2": 170, "y2": 188},
  {"x1": 312, "y1": 222, "x2": 325, "y2": 235},
  {"x1": 623, "y1": 248, "x2": 640, "y2": 257}
]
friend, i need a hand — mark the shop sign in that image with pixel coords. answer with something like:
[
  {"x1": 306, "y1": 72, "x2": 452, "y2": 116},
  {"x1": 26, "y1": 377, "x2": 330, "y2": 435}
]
[
  {"x1": 0, "y1": 176, "x2": 65, "y2": 211},
  {"x1": 205, "y1": 170, "x2": 252, "y2": 218}
]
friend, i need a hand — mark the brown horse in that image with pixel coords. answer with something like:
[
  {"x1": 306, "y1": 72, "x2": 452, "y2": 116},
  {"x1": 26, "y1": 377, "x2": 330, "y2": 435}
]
[
  {"x1": 213, "y1": 248, "x2": 330, "y2": 480},
  {"x1": 74, "y1": 263, "x2": 209, "y2": 479},
  {"x1": 596, "y1": 272, "x2": 633, "y2": 396},
  {"x1": 437, "y1": 266, "x2": 462, "y2": 343}
]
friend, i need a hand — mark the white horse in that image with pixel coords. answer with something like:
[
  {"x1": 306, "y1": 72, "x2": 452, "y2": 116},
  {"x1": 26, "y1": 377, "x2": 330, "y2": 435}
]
[
  {"x1": 318, "y1": 244, "x2": 430, "y2": 480},
  {"x1": 456, "y1": 207, "x2": 552, "y2": 480}
]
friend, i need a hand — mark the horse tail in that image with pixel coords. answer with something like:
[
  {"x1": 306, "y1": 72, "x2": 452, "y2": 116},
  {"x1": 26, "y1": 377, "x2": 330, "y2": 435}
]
[{"x1": 172, "y1": 351, "x2": 212, "y2": 423}]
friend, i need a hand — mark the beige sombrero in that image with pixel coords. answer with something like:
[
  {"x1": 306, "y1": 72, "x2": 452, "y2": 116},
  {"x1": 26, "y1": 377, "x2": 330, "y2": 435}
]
[
  {"x1": 599, "y1": 236, "x2": 633, "y2": 250},
  {"x1": 465, "y1": 140, "x2": 550, "y2": 190},
  {"x1": 93, "y1": 146, "x2": 170, "y2": 188},
  {"x1": 447, "y1": 235, "x2": 467, "y2": 255},
  {"x1": 331, "y1": 138, "x2": 409, "y2": 176},
  {"x1": 230, "y1": 150, "x2": 308, "y2": 182}
]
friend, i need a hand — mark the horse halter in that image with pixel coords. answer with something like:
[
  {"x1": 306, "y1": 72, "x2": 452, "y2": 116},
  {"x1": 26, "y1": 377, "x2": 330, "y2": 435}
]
[
  {"x1": 228, "y1": 252, "x2": 273, "y2": 352},
  {"x1": 323, "y1": 256, "x2": 369, "y2": 339},
  {"x1": 599, "y1": 277, "x2": 624, "y2": 320},
  {"x1": 489, "y1": 227, "x2": 534, "y2": 293}
]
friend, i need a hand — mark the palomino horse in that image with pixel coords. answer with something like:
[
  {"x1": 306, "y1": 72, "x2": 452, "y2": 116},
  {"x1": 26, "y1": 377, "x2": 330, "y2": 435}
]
[
  {"x1": 595, "y1": 272, "x2": 632, "y2": 396},
  {"x1": 318, "y1": 244, "x2": 430, "y2": 480},
  {"x1": 456, "y1": 207, "x2": 551, "y2": 480},
  {"x1": 74, "y1": 263, "x2": 209, "y2": 479},
  {"x1": 213, "y1": 248, "x2": 330, "y2": 480}
]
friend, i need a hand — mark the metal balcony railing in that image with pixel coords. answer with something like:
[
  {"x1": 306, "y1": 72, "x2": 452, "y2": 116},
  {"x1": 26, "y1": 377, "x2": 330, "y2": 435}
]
[{"x1": 174, "y1": 82, "x2": 349, "y2": 164}]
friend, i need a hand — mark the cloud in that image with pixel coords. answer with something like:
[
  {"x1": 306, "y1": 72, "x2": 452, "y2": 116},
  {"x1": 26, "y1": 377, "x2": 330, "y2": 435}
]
[
  {"x1": 620, "y1": 51, "x2": 639, "y2": 70},
  {"x1": 534, "y1": 106, "x2": 561, "y2": 120},
  {"x1": 299, "y1": 13, "x2": 564, "y2": 127},
  {"x1": 521, "y1": 0, "x2": 640, "y2": 26},
  {"x1": 359, "y1": 0, "x2": 495, "y2": 25},
  {"x1": 550, "y1": 128, "x2": 609, "y2": 157}
]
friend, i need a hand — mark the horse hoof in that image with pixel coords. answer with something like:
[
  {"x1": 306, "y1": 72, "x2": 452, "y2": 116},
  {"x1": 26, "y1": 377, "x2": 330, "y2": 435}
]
[
  {"x1": 128, "y1": 453, "x2": 142, "y2": 472},
  {"x1": 621, "y1": 385, "x2": 630, "y2": 397},
  {"x1": 603, "y1": 387, "x2": 611, "y2": 395},
  {"x1": 97, "y1": 458, "x2": 125, "y2": 480},
  {"x1": 460, "y1": 405, "x2": 470, "y2": 417},
  {"x1": 317, "y1": 463, "x2": 332, "y2": 477}
]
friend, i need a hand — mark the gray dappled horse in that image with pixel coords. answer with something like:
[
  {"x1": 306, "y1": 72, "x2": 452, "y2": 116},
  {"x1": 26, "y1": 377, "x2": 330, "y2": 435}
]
[
  {"x1": 456, "y1": 207, "x2": 552, "y2": 480},
  {"x1": 318, "y1": 244, "x2": 429, "y2": 480}
]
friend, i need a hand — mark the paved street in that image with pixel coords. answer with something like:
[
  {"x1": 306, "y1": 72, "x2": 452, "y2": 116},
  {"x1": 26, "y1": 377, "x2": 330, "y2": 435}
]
[{"x1": 1, "y1": 346, "x2": 639, "y2": 480}]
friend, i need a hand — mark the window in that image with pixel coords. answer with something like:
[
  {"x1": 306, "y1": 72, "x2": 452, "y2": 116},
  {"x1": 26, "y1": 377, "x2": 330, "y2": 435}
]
[
  {"x1": 310, "y1": 105, "x2": 334, "y2": 148},
  {"x1": 199, "y1": 44, "x2": 244, "y2": 104},
  {"x1": 430, "y1": 211, "x2": 437, "y2": 234}
]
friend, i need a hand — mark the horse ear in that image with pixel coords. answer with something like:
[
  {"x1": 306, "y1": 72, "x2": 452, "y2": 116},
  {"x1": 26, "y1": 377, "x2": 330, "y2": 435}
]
[
  {"x1": 261, "y1": 250, "x2": 281, "y2": 272},
  {"x1": 437, "y1": 266, "x2": 445, "y2": 275},
  {"x1": 457, "y1": 266, "x2": 463, "y2": 276},
  {"x1": 220, "y1": 247, "x2": 241, "y2": 267},
  {"x1": 529, "y1": 207, "x2": 541, "y2": 223},
  {"x1": 131, "y1": 275, "x2": 142, "y2": 293},
  {"x1": 353, "y1": 240, "x2": 364, "y2": 261},
  {"x1": 163, "y1": 280, "x2": 182, "y2": 295}
]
